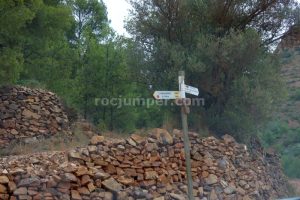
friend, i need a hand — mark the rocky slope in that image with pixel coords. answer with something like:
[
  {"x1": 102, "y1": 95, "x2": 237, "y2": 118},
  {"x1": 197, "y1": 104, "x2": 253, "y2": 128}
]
[
  {"x1": 278, "y1": 24, "x2": 300, "y2": 129},
  {"x1": 266, "y1": 24, "x2": 300, "y2": 181},
  {"x1": 0, "y1": 129, "x2": 289, "y2": 200}
]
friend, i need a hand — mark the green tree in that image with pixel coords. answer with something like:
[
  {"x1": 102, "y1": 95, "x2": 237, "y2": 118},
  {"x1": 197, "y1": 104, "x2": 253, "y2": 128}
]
[
  {"x1": 0, "y1": 0, "x2": 36, "y2": 84},
  {"x1": 66, "y1": 0, "x2": 110, "y2": 119},
  {"x1": 68, "y1": 0, "x2": 108, "y2": 43},
  {"x1": 127, "y1": 0, "x2": 298, "y2": 141},
  {"x1": 75, "y1": 35, "x2": 140, "y2": 132},
  {"x1": 0, "y1": 0, "x2": 74, "y2": 93},
  {"x1": 21, "y1": 1, "x2": 78, "y2": 109}
]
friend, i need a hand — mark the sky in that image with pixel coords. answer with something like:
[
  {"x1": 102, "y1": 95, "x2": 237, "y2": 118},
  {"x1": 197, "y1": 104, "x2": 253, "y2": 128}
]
[{"x1": 103, "y1": 0, "x2": 131, "y2": 36}]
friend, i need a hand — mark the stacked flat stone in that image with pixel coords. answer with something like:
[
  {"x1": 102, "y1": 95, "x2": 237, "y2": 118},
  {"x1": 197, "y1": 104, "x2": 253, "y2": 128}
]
[
  {"x1": 0, "y1": 129, "x2": 289, "y2": 200},
  {"x1": 0, "y1": 85, "x2": 69, "y2": 147}
]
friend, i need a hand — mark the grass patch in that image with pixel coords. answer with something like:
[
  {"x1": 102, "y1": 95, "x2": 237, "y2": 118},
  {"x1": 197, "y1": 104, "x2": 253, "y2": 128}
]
[
  {"x1": 282, "y1": 155, "x2": 300, "y2": 179},
  {"x1": 0, "y1": 129, "x2": 91, "y2": 157}
]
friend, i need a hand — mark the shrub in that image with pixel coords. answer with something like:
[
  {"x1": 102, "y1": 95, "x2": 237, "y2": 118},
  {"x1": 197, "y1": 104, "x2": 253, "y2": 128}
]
[{"x1": 282, "y1": 155, "x2": 300, "y2": 178}]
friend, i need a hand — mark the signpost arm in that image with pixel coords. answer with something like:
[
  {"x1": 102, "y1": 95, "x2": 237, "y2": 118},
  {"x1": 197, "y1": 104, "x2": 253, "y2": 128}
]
[{"x1": 179, "y1": 71, "x2": 194, "y2": 200}]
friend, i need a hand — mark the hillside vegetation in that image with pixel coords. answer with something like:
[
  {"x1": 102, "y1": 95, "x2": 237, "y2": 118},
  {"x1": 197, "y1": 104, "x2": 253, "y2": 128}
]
[{"x1": 261, "y1": 33, "x2": 300, "y2": 178}]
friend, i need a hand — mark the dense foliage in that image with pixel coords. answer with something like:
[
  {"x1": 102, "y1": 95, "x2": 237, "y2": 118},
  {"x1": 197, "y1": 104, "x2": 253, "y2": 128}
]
[{"x1": 126, "y1": 0, "x2": 298, "y2": 141}]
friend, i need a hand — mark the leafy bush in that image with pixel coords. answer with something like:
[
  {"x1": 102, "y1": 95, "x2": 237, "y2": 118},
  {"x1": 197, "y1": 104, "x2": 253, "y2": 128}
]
[
  {"x1": 17, "y1": 79, "x2": 46, "y2": 89},
  {"x1": 282, "y1": 155, "x2": 300, "y2": 178},
  {"x1": 260, "y1": 120, "x2": 300, "y2": 178},
  {"x1": 259, "y1": 120, "x2": 289, "y2": 147},
  {"x1": 291, "y1": 89, "x2": 300, "y2": 101}
]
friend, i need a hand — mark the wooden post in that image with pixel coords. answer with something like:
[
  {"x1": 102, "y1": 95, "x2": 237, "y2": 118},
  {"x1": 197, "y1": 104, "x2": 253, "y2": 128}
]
[{"x1": 179, "y1": 71, "x2": 194, "y2": 200}]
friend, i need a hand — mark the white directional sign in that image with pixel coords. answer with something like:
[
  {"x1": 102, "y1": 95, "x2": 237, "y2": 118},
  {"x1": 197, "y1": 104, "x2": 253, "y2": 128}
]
[
  {"x1": 184, "y1": 84, "x2": 199, "y2": 96},
  {"x1": 153, "y1": 91, "x2": 181, "y2": 100}
]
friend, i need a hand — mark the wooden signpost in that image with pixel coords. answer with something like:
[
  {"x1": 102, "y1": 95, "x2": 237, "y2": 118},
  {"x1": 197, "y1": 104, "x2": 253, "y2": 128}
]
[{"x1": 153, "y1": 71, "x2": 198, "y2": 200}]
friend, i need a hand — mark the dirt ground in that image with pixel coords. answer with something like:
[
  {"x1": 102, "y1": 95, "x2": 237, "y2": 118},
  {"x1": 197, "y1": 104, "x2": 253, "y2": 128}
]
[{"x1": 289, "y1": 179, "x2": 300, "y2": 195}]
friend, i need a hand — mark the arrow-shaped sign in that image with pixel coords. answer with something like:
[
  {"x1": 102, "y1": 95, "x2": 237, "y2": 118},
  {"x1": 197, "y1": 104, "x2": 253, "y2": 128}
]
[
  {"x1": 153, "y1": 91, "x2": 182, "y2": 100},
  {"x1": 184, "y1": 85, "x2": 199, "y2": 96}
]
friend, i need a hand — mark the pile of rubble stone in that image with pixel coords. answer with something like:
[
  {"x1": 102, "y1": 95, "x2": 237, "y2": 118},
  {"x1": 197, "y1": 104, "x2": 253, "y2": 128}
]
[
  {"x1": 0, "y1": 85, "x2": 70, "y2": 147},
  {"x1": 0, "y1": 128, "x2": 289, "y2": 200}
]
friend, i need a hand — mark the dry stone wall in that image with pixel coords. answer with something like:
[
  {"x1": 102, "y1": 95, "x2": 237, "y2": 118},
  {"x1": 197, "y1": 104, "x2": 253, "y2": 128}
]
[
  {"x1": 0, "y1": 129, "x2": 289, "y2": 200},
  {"x1": 0, "y1": 86, "x2": 70, "y2": 147}
]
